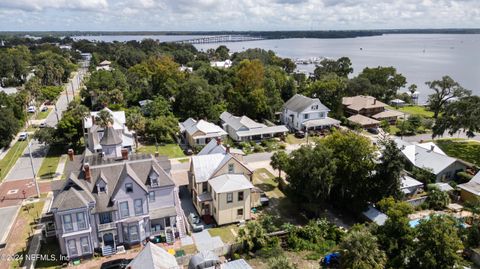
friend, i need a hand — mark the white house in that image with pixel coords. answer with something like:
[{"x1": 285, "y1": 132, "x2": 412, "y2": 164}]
[
  {"x1": 96, "y1": 60, "x2": 112, "y2": 71},
  {"x1": 220, "y1": 112, "x2": 288, "y2": 142},
  {"x1": 396, "y1": 140, "x2": 470, "y2": 182},
  {"x1": 282, "y1": 94, "x2": 340, "y2": 131},
  {"x1": 210, "y1": 60, "x2": 232, "y2": 68},
  {"x1": 83, "y1": 108, "x2": 135, "y2": 154},
  {"x1": 179, "y1": 118, "x2": 227, "y2": 147}
]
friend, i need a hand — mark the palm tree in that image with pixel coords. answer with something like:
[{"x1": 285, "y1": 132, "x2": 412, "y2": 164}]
[
  {"x1": 237, "y1": 221, "x2": 269, "y2": 252},
  {"x1": 126, "y1": 111, "x2": 146, "y2": 149},
  {"x1": 95, "y1": 109, "x2": 113, "y2": 128},
  {"x1": 339, "y1": 225, "x2": 387, "y2": 269}
]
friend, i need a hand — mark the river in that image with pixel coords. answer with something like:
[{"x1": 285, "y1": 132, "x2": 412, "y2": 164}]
[{"x1": 74, "y1": 34, "x2": 480, "y2": 102}]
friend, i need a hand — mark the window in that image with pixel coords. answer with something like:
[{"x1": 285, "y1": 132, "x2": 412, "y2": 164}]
[
  {"x1": 311, "y1": 105, "x2": 318, "y2": 110},
  {"x1": 228, "y1": 163, "x2": 234, "y2": 174},
  {"x1": 149, "y1": 191, "x2": 155, "y2": 202},
  {"x1": 319, "y1": 112, "x2": 325, "y2": 118},
  {"x1": 237, "y1": 209, "x2": 244, "y2": 216},
  {"x1": 227, "y1": 193, "x2": 233, "y2": 203},
  {"x1": 67, "y1": 239, "x2": 77, "y2": 256},
  {"x1": 129, "y1": 225, "x2": 139, "y2": 242},
  {"x1": 99, "y1": 186, "x2": 106, "y2": 192},
  {"x1": 304, "y1": 113, "x2": 309, "y2": 119},
  {"x1": 76, "y1": 212, "x2": 86, "y2": 230},
  {"x1": 120, "y1": 202, "x2": 129, "y2": 218},
  {"x1": 63, "y1": 214, "x2": 73, "y2": 232},
  {"x1": 165, "y1": 217, "x2": 171, "y2": 227},
  {"x1": 238, "y1": 191, "x2": 244, "y2": 201},
  {"x1": 134, "y1": 199, "x2": 143, "y2": 215},
  {"x1": 80, "y1": 237, "x2": 90, "y2": 254},
  {"x1": 150, "y1": 175, "x2": 158, "y2": 186},
  {"x1": 99, "y1": 212, "x2": 112, "y2": 224},
  {"x1": 125, "y1": 183, "x2": 133, "y2": 193}
]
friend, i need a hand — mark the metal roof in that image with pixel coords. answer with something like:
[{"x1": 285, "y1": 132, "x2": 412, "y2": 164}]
[
  {"x1": 209, "y1": 174, "x2": 254, "y2": 193},
  {"x1": 303, "y1": 117, "x2": 341, "y2": 128},
  {"x1": 363, "y1": 205, "x2": 387, "y2": 226}
]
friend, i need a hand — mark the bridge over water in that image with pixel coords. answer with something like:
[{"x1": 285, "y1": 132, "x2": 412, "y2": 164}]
[{"x1": 175, "y1": 35, "x2": 264, "y2": 44}]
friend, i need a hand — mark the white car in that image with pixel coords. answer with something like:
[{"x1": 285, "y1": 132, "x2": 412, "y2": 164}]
[
  {"x1": 18, "y1": 132, "x2": 28, "y2": 141},
  {"x1": 27, "y1": 106, "x2": 36, "y2": 113}
]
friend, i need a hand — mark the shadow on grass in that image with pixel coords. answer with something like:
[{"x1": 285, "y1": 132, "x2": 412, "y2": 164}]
[{"x1": 255, "y1": 183, "x2": 276, "y2": 192}]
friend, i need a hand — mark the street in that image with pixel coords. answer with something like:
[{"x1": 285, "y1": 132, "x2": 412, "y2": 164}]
[{"x1": 3, "y1": 63, "x2": 88, "y2": 182}]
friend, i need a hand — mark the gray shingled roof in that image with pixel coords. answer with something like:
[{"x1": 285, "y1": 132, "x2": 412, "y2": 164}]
[
  {"x1": 283, "y1": 94, "x2": 329, "y2": 113},
  {"x1": 53, "y1": 155, "x2": 175, "y2": 213},
  {"x1": 127, "y1": 242, "x2": 179, "y2": 269},
  {"x1": 100, "y1": 126, "x2": 122, "y2": 146}
]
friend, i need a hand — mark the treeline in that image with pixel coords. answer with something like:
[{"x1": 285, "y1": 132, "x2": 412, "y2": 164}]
[{"x1": 0, "y1": 40, "x2": 81, "y2": 148}]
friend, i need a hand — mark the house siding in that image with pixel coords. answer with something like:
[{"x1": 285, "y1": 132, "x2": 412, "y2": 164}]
[
  {"x1": 436, "y1": 161, "x2": 468, "y2": 182},
  {"x1": 215, "y1": 190, "x2": 252, "y2": 225}
]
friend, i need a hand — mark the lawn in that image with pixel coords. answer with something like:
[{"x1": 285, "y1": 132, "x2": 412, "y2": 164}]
[
  {"x1": 389, "y1": 105, "x2": 434, "y2": 118},
  {"x1": 35, "y1": 238, "x2": 65, "y2": 268},
  {"x1": 208, "y1": 224, "x2": 239, "y2": 243},
  {"x1": 36, "y1": 108, "x2": 52, "y2": 120},
  {"x1": 10, "y1": 200, "x2": 46, "y2": 268},
  {"x1": 38, "y1": 145, "x2": 63, "y2": 180},
  {"x1": 0, "y1": 141, "x2": 28, "y2": 181},
  {"x1": 136, "y1": 143, "x2": 185, "y2": 159},
  {"x1": 253, "y1": 168, "x2": 306, "y2": 225},
  {"x1": 285, "y1": 134, "x2": 306, "y2": 145},
  {"x1": 435, "y1": 139, "x2": 480, "y2": 166}
]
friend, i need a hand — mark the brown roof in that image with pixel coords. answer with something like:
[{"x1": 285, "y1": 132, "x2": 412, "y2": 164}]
[
  {"x1": 372, "y1": 110, "x2": 404, "y2": 119},
  {"x1": 342, "y1": 95, "x2": 387, "y2": 112},
  {"x1": 348, "y1": 114, "x2": 380, "y2": 127}
]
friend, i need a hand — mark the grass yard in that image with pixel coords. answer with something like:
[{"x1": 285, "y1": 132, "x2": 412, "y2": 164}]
[
  {"x1": 208, "y1": 225, "x2": 239, "y2": 243},
  {"x1": 0, "y1": 141, "x2": 28, "y2": 181},
  {"x1": 36, "y1": 108, "x2": 52, "y2": 120},
  {"x1": 38, "y1": 145, "x2": 63, "y2": 180},
  {"x1": 285, "y1": 134, "x2": 306, "y2": 145},
  {"x1": 137, "y1": 143, "x2": 186, "y2": 159},
  {"x1": 253, "y1": 168, "x2": 306, "y2": 225},
  {"x1": 389, "y1": 105, "x2": 434, "y2": 118},
  {"x1": 246, "y1": 250, "x2": 321, "y2": 269},
  {"x1": 35, "y1": 238, "x2": 64, "y2": 269},
  {"x1": 9, "y1": 200, "x2": 46, "y2": 269},
  {"x1": 435, "y1": 139, "x2": 480, "y2": 166}
]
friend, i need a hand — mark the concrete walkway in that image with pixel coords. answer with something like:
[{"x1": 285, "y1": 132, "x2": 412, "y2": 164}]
[{"x1": 52, "y1": 155, "x2": 67, "y2": 181}]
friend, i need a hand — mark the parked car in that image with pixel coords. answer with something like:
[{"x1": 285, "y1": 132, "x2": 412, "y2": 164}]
[
  {"x1": 260, "y1": 193, "x2": 270, "y2": 206},
  {"x1": 294, "y1": 130, "x2": 305, "y2": 138},
  {"x1": 188, "y1": 212, "x2": 204, "y2": 232},
  {"x1": 100, "y1": 258, "x2": 132, "y2": 269},
  {"x1": 27, "y1": 106, "x2": 36, "y2": 113},
  {"x1": 184, "y1": 148, "x2": 194, "y2": 155},
  {"x1": 367, "y1": 128, "x2": 379, "y2": 134},
  {"x1": 39, "y1": 122, "x2": 47, "y2": 128},
  {"x1": 18, "y1": 132, "x2": 28, "y2": 141},
  {"x1": 40, "y1": 106, "x2": 48, "y2": 112}
]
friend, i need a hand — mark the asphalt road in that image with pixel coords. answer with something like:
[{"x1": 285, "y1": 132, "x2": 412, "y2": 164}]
[{"x1": 4, "y1": 63, "x2": 88, "y2": 182}]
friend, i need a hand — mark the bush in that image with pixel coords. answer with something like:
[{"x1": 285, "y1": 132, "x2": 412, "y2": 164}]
[
  {"x1": 279, "y1": 144, "x2": 286, "y2": 150},
  {"x1": 253, "y1": 144, "x2": 264, "y2": 153},
  {"x1": 457, "y1": 171, "x2": 473, "y2": 184},
  {"x1": 425, "y1": 186, "x2": 450, "y2": 210},
  {"x1": 267, "y1": 256, "x2": 295, "y2": 269}
]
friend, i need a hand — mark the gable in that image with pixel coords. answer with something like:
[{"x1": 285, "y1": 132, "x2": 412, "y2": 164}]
[
  {"x1": 112, "y1": 174, "x2": 148, "y2": 201},
  {"x1": 211, "y1": 156, "x2": 252, "y2": 179}
]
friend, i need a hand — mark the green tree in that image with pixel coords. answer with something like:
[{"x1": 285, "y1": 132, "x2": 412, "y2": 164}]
[
  {"x1": 95, "y1": 109, "x2": 114, "y2": 128},
  {"x1": 373, "y1": 138, "x2": 404, "y2": 200},
  {"x1": 270, "y1": 150, "x2": 289, "y2": 178},
  {"x1": 214, "y1": 45, "x2": 230, "y2": 61},
  {"x1": 145, "y1": 115, "x2": 179, "y2": 143},
  {"x1": 376, "y1": 198, "x2": 415, "y2": 269},
  {"x1": 425, "y1": 185, "x2": 450, "y2": 210},
  {"x1": 0, "y1": 107, "x2": 21, "y2": 148},
  {"x1": 40, "y1": 86, "x2": 63, "y2": 102},
  {"x1": 411, "y1": 215, "x2": 463, "y2": 269},
  {"x1": 285, "y1": 144, "x2": 336, "y2": 206},
  {"x1": 356, "y1": 66, "x2": 407, "y2": 102},
  {"x1": 307, "y1": 73, "x2": 347, "y2": 116},
  {"x1": 126, "y1": 109, "x2": 146, "y2": 149},
  {"x1": 339, "y1": 225, "x2": 387, "y2": 269},
  {"x1": 237, "y1": 221, "x2": 271, "y2": 252},
  {"x1": 426, "y1": 76, "x2": 471, "y2": 119},
  {"x1": 321, "y1": 131, "x2": 376, "y2": 212},
  {"x1": 314, "y1": 57, "x2": 353, "y2": 79},
  {"x1": 33, "y1": 127, "x2": 59, "y2": 145},
  {"x1": 407, "y1": 115, "x2": 423, "y2": 133},
  {"x1": 432, "y1": 95, "x2": 480, "y2": 138},
  {"x1": 411, "y1": 167, "x2": 436, "y2": 184}
]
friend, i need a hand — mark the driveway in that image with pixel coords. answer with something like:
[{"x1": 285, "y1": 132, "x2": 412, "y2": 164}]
[{"x1": 0, "y1": 205, "x2": 20, "y2": 247}]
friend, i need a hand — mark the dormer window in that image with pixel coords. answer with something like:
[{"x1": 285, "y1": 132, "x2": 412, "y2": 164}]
[
  {"x1": 228, "y1": 164, "x2": 234, "y2": 174},
  {"x1": 99, "y1": 186, "x2": 106, "y2": 192},
  {"x1": 125, "y1": 183, "x2": 133, "y2": 193},
  {"x1": 311, "y1": 105, "x2": 318, "y2": 110},
  {"x1": 150, "y1": 176, "x2": 158, "y2": 187}
]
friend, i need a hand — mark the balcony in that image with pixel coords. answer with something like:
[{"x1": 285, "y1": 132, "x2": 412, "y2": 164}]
[{"x1": 98, "y1": 222, "x2": 117, "y2": 231}]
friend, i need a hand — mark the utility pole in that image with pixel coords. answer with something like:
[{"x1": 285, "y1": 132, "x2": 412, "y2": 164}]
[{"x1": 27, "y1": 138, "x2": 41, "y2": 198}]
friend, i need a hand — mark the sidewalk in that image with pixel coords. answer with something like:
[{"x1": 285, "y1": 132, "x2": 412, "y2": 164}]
[{"x1": 52, "y1": 155, "x2": 67, "y2": 181}]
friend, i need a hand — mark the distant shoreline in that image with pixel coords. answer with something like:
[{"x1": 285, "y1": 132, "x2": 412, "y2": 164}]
[{"x1": 1, "y1": 29, "x2": 480, "y2": 39}]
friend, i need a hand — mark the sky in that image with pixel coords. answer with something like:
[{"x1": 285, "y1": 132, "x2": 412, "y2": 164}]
[{"x1": 0, "y1": 0, "x2": 479, "y2": 31}]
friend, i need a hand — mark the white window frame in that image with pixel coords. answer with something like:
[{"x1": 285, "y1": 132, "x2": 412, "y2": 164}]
[
  {"x1": 120, "y1": 201, "x2": 129, "y2": 218},
  {"x1": 76, "y1": 212, "x2": 86, "y2": 230},
  {"x1": 148, "y1": 191, "x2": 155, "y2": 202},
  {"x1": 227, "y1": 193, "x2": 233, "y2": 203},
  {"x1": 67, "y1": 239, "x2": 77, "y2": 256},
  {"x1": 238, "y1": 191, "x2": 244, "y2": 201},
  {"x1": 134, "y1": 199, "x2": 143, "y2": 215},
  {"x1": 80, "y1": 237, "x2": 90, "y2": 254},
  {"x1": 129, "y1": 225, "x2": 139, "y2": 242},
  {"x1": 63, "y1": 214, "x2": 73, "y2": 232},
  {"x1": 125, "y1": 183, "x2": 133, "y2": 193},
  {"x1": 228, "y1": 163, "x2": 234, "y2": 174}
]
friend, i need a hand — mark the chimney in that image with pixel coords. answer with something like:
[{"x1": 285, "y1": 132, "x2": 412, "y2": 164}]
[
  {"x1": 67, "y1": 149, "x2": 74, "y2": 161},
  {"x1": 84, "y1": 163, "x2": 91, "y2": 182},
  {"x1": 216, "y1": 137, "x2": 222, "y2": 145},
  {"x1": 225, "y1": 144, "x2": 230, "y2": 154},
  {"x1": 121, "y1": 148, "x2": 129, "y2": 160},
  {"x1": 373, "y1": 98, "x2": 376, "y2": 105},
  {"x1": 430, "y1": 145, "x2": 435, "y2": 151}
]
